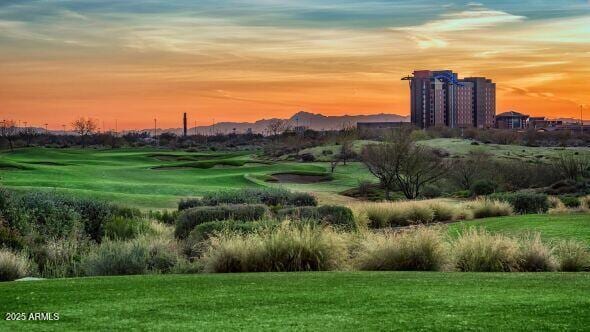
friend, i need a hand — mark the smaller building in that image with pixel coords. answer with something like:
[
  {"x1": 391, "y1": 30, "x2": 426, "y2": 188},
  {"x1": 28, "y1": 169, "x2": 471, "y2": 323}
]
[
  {"x1": 495, "y1": 111, "x2": 529, "y2": 129},
  {"x1": 528, "y1": 117, "x2": 563, "y2": 129}
]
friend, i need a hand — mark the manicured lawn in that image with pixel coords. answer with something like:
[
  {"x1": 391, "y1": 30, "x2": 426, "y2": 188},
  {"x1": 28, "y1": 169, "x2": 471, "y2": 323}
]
[
  {"x1": 448, "y1": 214, "x2": 590, "y2": 243},
  {"x1": 1, "y1": 272, "x2": 589, "y2": 331},
  {"x1": 0, "y1": 148, "x2": 370, "y2": 209}
]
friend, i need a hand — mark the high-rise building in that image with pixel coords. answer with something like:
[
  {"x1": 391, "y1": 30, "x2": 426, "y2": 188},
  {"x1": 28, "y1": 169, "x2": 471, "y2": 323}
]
[{"x1": 403, "y1": 70, "x2": 495, "y2": 129}]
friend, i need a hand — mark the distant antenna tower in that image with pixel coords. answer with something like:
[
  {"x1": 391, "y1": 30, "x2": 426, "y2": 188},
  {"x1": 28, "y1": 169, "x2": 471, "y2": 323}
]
[{"x1": 183, "y1": 113, "x2": 188, "y2": 137}]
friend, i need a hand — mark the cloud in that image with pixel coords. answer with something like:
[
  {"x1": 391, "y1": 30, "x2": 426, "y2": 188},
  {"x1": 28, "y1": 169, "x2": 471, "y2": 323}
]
[{"x1": 391, "y1": 6, "x2": 525, "y2": 48}]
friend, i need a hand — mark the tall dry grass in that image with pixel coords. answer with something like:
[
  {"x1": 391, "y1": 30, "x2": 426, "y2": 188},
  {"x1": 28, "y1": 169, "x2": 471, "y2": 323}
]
[
  {"x1": 554, "y1": 240, "x2": 590, "y2": 272},
  {"x1": 200, "y1": 223, "x2": 348, "y2": 273},
  {"x1": 0, "y1": 249, "x2": 31, "y2": 281},
  {"x1": 452, "y1": 229, "x2": 521, "y2": 272},
  {"x1": 355, "y1": 226, "x2": 448, "y2": 271},
  {"x1": 462, "y1": 199, "x2": 513, "y2": 219},
  {"x1": 518, "y1": 233, "x2": 557, "y2": 272}
]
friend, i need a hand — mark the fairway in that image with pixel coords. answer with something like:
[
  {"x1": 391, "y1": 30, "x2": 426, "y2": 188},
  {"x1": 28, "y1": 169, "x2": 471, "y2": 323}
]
[
  {"x1": 1, "y1": 272, "x2": 589, "y2": 331},
  {"x1": 0, "y1": 148, "x2": 370, "y2": 208},
  {"x1": 448, "y1": 214, "x2": 590, "y2": 243}
]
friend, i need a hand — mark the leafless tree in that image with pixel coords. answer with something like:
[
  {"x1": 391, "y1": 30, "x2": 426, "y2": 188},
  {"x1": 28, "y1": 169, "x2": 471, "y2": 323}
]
[
  {"x1": 553, "y1": 152, "x2": 589, "y2": 180},
  {"x1": 0, "y1": 120, "x2": 17, "y2": 151},
  {"x1": 362, "y1": 128, "x2": 448, "y2": 199},
  {"x1": 448, "y1": 150, "x2": 491, "y2": 190},
  {"x1": 266, "y1": 119, "x2": 291, "y2": 138},
  {"x1": 72, "y1": 117, "x2": 98, "y2": 148}
]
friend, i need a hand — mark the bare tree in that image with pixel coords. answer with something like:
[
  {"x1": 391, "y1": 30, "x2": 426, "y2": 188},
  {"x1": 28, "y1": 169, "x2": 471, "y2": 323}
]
[
  {"x1": 554, "y1": 152, "x2": 589, "y2": 180},
  {"x1": 72, "y1": 117, "x2": 98, "y2": 148},
  {"x1": 266, "y1": 119, "x2": 291, "y2": 138},
  {"x1": 362, "y1": 128, "x2": 448, "y2": 199},
  {"x1": 448, "y1": 150, "x2": 491, "y2": 190},
  {"x1": 0, "y1": 120, "x2": 17, "y2": 151}
]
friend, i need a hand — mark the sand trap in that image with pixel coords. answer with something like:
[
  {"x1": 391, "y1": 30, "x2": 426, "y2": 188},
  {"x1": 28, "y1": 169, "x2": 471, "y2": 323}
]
[{"x1": 270, "y1": 173, "x2": 332, "y2": 184}]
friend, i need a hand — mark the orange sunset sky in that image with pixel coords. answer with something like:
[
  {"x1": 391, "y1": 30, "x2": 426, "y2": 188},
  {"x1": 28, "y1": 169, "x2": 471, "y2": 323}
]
[{"x1": 0, "y1": 0, "x2": 589, "y2": 130}]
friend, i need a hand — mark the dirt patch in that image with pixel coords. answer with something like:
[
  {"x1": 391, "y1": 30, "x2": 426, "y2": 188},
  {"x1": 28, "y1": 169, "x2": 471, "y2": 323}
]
[{"x1": 270, "y1": 173, "x2": 332, "y2": 184}]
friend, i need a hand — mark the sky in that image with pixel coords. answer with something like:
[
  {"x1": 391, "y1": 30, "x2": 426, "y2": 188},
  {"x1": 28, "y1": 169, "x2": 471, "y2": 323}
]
[{"x1": 0, "y1": 0, "x2": 589, "y2": 130}]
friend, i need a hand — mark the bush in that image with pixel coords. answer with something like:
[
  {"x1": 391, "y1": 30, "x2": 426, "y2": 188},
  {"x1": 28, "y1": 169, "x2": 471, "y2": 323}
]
[
  {"x1": 65, "y1": 198, "x2": 116, "y2": 242},
  {"x1": 0, "y1": 220, "x2": 25, "y2": 250},
  {"x1": 16, "y1": 192, "x2": 82, "y2": 238},
  {"x1": 560, "y1": 196, "x2": 580, "y2": 208},
  {"x1": 421, "y1": 185, "x2": 442, "y2": 198},
  {"x1": 518, "y1": 234, "x2": 557, "y2": 272},
  {"x1": 201, "y1": 223, "x2": 347, "y2": 273},
  {"x1": 355, "y1": 201, "x2": 437, "y2": 228},
  {"x1": 178, "y1": 198, "x2": 203, "y2": 211},
  {"x1": 490, "y1": 192, "x2": 549, "y2": 214},
  {"x1": 178, "y1": 189, "x2": 317, "y2": 210},
  {"x1": 32, "y1": 237, "x2": 89, "y2": 278},
  {"x1": 554, "y1": 240, "x2": 590, "y2": 272},
  {"x1": 355, "y1": 227, "x2": 448, "y2": 271},
  {"x1": 188, "y1": 220, "x2": 264, "y2": 243},
  {"x1": 149, "y1": 210, "x2": 178, "y2": 224},
  {"x1": 104, "y1": 217, "x2": 150, "y2": 240},
  {"x1": 471, "y1": 180, "x2": 497, "y2": 196},
  {"x1": 465, "y1": 199, "x2": 513, "y2": 219},
  {"x1": 82, "y1": 240, "x2": 149, "y2": 276},
  {"x1": 453, "y1": 229, "x2": 520, "y2": 272},
  {"x1": 277, "y1": 205, "x2": 356, "y2": 230},
  {"x1": 175, "y1": 204, "x2": 269, "y2": 239},
  {"x1": 0, "y1": 249, "x2": 31, "y2": 281}
]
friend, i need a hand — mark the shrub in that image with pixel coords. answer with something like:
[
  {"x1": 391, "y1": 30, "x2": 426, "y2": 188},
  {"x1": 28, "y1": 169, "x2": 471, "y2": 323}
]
[
  {"x1": 103, "y1": 217, "x2": 150, "y2": 240},
  {"x1": 0, "y1": 220, "x2": 25, "y2": 250},
  {"x1": 581, "y1": 196, "x2": 590, "y2": 210},
  {"x1": 355, "y1": 227, "x2": 448, "y2": 271},
  {"x1": 82, "y1": 240, "x2": 149, "y2": 276},
  {"x1": 32, "y1": 237, "x2": 89, "y2": 278},
  {"x1": 0, "y1": 249, "x2": 31, "y2": 281},
  {"x1": 354, "y1": 201, "x2": 437, "y2": 228},
  {"x1": 178, "y1": 198, "x2": 203, "y2": 211},
  {"x1": 428, "y1": 202, "x2": 458, "y2": 222},
  {"x1": 421, "y1": 185, "x2": 442, "y2": 198},
  {"x1": 453, "y1": 229, "x2": 520, "y2": 272},
  {"x1": 560, "y1": 196, "x2": 580, "y2": 208},
  {"x1": 465, "y1": 199, "x2": 513, "y2": 219},
  {"x1": 491, "y1": 192, "x2": 549, "y2": 214},
  {"x1": 188, "y1": 220, "x2": 263, "y2": 243},
  {"x1": 471, "y1": 180, "x2": 497, "y2": 196},
  {"x1": 16, "y1": 192, "x2": 82, "y2": 238},
  {"x1": 149, "y1": 209, "x2": 178, "y2": 224},
  {"x1": 277, "y1": 205, "x2": 356, "y2": 230},
  {"x1": 201, "y1": 223, "x2": 347, "y2": 273},
  {"x1": 547, "y1": 196, "x2": 566, "y2": 209},
  {"x1": 178, "y1": 189, "x2": 317, "y2": 210},
  {"x1": 65, "y1": 198, "x2": 115, "y2": 242},
  {"x1": 518, "y1": 234, "x2": 557, "y2": 272},
  {"x1": 142, "y1": 237, "x2": 179, "y2": 273},
  {"x1": 554, "y1": 240, "x2": 590, "y2": 272},
  {"x1": 175, "y1": 204, "x2": 268, "y2": 239}
]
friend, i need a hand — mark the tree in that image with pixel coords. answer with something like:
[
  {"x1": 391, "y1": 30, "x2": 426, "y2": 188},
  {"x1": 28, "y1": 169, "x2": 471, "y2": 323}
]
[
  {"x1": 72, "y1": 118, "x2": 98, "y2": 148},
  {"x1": 362, "y1": 128, "x2": 448, "y2": 199},
  {"x1": 554, "y1": 152, "x2": 589, "y2": 180},
  {"x1": 0, "y1": 120, "x2": 17, "y2": 151},
  {"x1": 448, "y1": 150, "x2": 491, "y2": 190},
  {"x1": 266, "y1": 119, "x2": 290, "y2": 139}
]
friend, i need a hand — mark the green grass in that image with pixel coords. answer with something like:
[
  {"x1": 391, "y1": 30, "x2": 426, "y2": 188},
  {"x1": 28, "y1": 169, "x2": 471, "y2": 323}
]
[
  {"x1": 420, "y1": 138, "x2": 590, "y2": 162},
  {"x1": 448, "y1": 214, "x2": 590, "y2": 243},
  {"x1": 0, "y1": 148, "x2": 371, "y2": 209},
  {"x1": 1, "y1": 272, "x2": 589, "y2": 331}
]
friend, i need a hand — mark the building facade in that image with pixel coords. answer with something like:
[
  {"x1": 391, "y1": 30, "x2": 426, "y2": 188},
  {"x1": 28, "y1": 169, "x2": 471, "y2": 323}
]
[
  {"x1": 495, "y1": 111, "x2": 529, "y2": 129},
  {"x1": 404, "y1": 70, "x2": 496, "y2": 129}
]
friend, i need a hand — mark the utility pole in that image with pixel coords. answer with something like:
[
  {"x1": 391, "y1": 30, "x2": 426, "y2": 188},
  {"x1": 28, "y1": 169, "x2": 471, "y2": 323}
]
[
  {"x1": 62, "y1": 125, "x2": 66, "y2": 135},
  {"x1": 44, "y1": 123, "x2": 48, "y2": 134},
  {"x1": 580, "y1": 105, "x2": 584, "y2": 135},
  {"x1": 115, "y1": 119, "x2": 118, "y2": 137},
  {"x1": 194, "y1": 120, "x2": 197, "y2": 136},
  {"x1": 183, "y1": 112, "x2": 188, "y2": 137}
]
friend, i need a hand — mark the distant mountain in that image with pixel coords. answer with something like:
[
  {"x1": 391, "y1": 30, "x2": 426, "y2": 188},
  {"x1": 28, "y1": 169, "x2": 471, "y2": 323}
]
[{"x1": 144, "y1": 111, "x2": 409, "y2": 135}]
